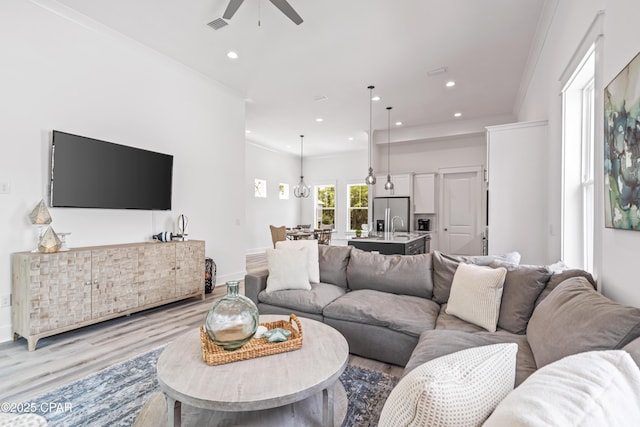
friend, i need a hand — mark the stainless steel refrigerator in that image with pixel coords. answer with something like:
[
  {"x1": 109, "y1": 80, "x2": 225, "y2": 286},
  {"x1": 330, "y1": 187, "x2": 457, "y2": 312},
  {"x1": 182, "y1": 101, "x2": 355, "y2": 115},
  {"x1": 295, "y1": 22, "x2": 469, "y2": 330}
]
[{"x1": 373, "y1": 197, "x2": 410, "y2": 233}]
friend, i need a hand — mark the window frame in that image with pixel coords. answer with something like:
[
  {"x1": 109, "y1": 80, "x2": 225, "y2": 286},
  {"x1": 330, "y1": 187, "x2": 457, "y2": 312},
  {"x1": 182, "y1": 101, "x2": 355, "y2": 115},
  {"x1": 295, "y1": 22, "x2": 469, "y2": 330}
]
[
  {"x1": 346, "y1": 183, "x2": 369, "y2": 232},
  {"x1": 314, "y1": 184, "x2": 336, "y2": 229}
]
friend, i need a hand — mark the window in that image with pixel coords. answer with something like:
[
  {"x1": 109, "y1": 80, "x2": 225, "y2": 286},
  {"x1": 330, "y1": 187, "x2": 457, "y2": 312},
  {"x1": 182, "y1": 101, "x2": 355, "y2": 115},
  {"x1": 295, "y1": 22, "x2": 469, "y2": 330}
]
[
  {"x1": 562, "y1": 47, "x2": 595, "y2": 272},
  {"x1": 347, "y1": 184, "x2": 368, "y2": 231},
  {"x1": 315, "y1": 185, "x2": 335, "y2": 228}
]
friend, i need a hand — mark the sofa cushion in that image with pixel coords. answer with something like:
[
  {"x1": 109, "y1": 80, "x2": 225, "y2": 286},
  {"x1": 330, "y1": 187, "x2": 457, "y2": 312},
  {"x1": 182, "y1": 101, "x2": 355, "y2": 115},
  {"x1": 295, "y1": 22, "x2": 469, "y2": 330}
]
[
  {"x1": 527, "y1": 277, "x2": 640, "y2": 368},
  {"x1": 265, "y1": 247, "x2": 311, "y2": 292},
  {"x1": 484, "y1": 350, "x2": 640, "y2": 427},
  {"x1": 405, "y1": 329, "x2": 536, "y2": 387},
  {"x1": 323, "y1": 289, "x2": 439, "y2": 337},
  {"x1": 275, "y1": 239, "x2": 320, "y2": 283},
  {"x1": 435, "y1": 304, "x2": 487, "y2": 333},
  {"x1": 445, "y1": 263, "x2": 507, "y2": 332},
  {"x1": 379, "y1": 343, "x2": 517, "y2": 427},
  {"x1": 493, "y1": 263, "x2": 551, "y2": 334},
  {"x1": 534, "y1": 268, "x2": 596, "y2": 307},
  {"x1": 318, "y1": 245, "x2": 351, "y2": 288},
  {"x1": 258, "y1": 282, "x2": 346, "y2": 314},
  {"x1": 431, "y1": 250, "x2": 520, "y2": 304},
  {"x1": 346, "y1": 248, "x2": 433, "y2": 299}
]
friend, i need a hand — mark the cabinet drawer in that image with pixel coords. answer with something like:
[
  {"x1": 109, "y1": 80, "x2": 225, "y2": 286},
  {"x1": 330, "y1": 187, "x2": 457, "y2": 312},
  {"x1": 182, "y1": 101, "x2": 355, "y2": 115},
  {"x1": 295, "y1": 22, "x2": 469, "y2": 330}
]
[{"x1": 405, "y1": 238, "x2": 425, "y2": 255}]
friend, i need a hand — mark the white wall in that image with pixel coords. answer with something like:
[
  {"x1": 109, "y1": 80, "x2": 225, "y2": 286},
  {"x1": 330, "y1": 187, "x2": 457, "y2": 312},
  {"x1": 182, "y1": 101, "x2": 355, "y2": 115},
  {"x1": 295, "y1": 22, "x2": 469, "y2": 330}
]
[
  {"x1": 375, "y1": 133, "x2": 487, "y2": 175},
  {"x1": 302, "y1": 150, "x2": 369, "y2": 237},
  {"x1": 0, "y1": 0, "x2": 246, "y2": 342},
  {"x1": 517, "y1": 0, "x2": 640, "y2": 307},
  {"x1": 245, "y1": 142, "x2": 300, "y2": 253}
]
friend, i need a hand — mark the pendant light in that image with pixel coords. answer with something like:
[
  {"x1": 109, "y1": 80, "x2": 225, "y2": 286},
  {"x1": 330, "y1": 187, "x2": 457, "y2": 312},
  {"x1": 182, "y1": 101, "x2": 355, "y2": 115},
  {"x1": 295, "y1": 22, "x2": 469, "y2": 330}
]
[
  {"x1": 384, "y1": 106, "x2": 394, "y2": 190},
  {"x1": 293, "y1": 134, "x2": 311, "y2": 198},
  {"x1": 365, "y1": 85, "x2": 377, "y2": 185}
]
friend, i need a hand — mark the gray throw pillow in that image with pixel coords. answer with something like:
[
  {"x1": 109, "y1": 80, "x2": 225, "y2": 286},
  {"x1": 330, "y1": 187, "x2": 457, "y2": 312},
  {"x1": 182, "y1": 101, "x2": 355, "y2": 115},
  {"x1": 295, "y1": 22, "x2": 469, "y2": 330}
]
[
  {"x1": 527, "y1": 277, "x2": 640, "y2": 368},
  {"x1": 493, "y1": 263, "x2": 551, "y2": 334},
  {"x1": 534, "y1": 269, "x2": 596, "y2": 307},
  {"x1": 346, "y1": 248, "x2": 433, "y2": 299},
  {"x1": 431, "y1": 251, "x2": 520, "y2": 304},
  {"x1": 318, "y1": 245, "x2": 352, "y2": 288},
  {"x1": 432, "y1": 251, "x2": 463, "y2": 303}
]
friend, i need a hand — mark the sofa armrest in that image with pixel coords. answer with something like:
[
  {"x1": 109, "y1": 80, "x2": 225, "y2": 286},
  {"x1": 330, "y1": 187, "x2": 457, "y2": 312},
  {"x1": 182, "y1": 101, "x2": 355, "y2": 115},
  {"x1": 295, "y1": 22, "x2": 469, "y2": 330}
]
[{"x1": 244, "y1": 270, "x2": 268, "y2": 305}]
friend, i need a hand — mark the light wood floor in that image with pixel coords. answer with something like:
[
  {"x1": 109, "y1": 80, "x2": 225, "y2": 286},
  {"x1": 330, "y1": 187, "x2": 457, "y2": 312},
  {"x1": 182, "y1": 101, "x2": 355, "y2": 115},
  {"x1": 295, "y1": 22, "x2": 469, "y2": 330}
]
[{"x1": 0, "y1": 253, "x2": 403, "y2": 404}]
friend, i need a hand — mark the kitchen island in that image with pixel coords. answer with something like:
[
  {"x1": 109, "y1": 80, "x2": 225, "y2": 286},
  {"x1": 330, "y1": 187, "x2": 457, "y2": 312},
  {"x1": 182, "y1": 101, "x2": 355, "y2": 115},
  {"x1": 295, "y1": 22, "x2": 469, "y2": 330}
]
[{"x1": 348, "y1": 233, "x2": 430, "y2": 255}]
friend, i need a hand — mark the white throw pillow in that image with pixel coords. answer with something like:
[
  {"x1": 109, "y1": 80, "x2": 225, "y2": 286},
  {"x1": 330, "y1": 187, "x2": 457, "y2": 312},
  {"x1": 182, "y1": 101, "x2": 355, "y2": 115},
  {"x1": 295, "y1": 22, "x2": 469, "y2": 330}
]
[
  {"x1": 378, "y1": 343, "x2": 517, "y2": 427},
  {"x1": 445, "y1": 263, "x2": 507, "y2": 332},
  {"x1": 484, "y1": 350, "x2": 640, "y2": 427},
  {"x1": 275, "y1": 239, "x2": 320, "y2": 283},
  {"x1": 265, "y1": 247, "x2": 311, "y2": 293}
]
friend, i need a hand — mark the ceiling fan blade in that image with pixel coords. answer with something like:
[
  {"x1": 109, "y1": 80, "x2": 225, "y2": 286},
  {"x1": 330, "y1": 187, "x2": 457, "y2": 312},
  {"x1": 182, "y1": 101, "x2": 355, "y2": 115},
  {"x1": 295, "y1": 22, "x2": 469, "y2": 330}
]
[
  {"x1": 268, "y1": 0, "x2": 303, "y2": 25},
  {"x1": 223, "y1": 0, "x2": 245, "y2": 19}
]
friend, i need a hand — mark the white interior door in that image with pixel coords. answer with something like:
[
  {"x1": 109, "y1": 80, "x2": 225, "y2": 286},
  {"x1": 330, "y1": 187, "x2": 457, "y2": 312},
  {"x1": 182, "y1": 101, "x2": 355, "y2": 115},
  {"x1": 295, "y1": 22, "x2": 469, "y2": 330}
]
[{"x1": 439, "y1": 167, "x2": 483, "y2": 255}]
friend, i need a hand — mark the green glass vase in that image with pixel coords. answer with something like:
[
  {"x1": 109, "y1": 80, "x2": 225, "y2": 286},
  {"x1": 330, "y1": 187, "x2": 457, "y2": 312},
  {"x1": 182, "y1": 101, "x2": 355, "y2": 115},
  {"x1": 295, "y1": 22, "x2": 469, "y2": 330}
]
[{"x1": 205, "y1": 281, "x2": 259, "y2": 351}]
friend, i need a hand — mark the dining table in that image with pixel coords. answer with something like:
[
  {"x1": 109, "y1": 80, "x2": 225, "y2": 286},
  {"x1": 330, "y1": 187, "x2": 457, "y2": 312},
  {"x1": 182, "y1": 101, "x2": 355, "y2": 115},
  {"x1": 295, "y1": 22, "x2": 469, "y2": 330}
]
[{"x1": 286, "y1": 229, "x2": 314, "y2": 240}]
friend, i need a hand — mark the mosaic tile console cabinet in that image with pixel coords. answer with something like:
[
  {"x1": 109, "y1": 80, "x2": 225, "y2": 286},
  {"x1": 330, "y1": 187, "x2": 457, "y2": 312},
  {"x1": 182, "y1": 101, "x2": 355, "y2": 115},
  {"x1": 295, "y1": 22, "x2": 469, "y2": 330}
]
[{"x1": 11, "y1": 240, "x2": 205, "y2": 351}]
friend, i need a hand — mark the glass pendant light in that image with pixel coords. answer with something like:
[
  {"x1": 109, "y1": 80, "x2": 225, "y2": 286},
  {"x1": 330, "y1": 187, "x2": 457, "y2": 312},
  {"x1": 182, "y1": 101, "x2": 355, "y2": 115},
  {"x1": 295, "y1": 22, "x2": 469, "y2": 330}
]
[
  {"x1": 365, "y1": 85, "x2": 377, "y2": 185},
  {"x1": 293, "y1": 135, "x2": 311, "y2": 198},
  {"x1": 384, "y1": 106, "x2": 394, "y2": 190}
]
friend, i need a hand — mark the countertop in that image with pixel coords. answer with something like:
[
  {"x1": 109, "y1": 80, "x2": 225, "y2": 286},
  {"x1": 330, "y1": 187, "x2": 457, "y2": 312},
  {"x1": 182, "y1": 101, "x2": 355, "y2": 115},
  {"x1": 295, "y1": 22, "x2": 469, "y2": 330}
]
[{"x1": 349, "y1": 232, "x2": 429, "y2": 244}]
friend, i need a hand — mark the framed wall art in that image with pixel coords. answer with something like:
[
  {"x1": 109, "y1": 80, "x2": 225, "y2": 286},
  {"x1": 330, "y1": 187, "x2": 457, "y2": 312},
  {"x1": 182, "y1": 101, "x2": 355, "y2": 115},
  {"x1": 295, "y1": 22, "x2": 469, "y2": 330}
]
[{"x1": 604, "y1": 51, "x2": 640, "y2": 230}]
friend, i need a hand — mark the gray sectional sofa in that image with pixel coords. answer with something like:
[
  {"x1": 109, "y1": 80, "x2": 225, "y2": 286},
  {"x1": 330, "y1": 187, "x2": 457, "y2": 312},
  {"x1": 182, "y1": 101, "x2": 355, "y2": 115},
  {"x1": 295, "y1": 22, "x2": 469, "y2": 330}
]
[{"x1": 244, "y1": 245, "x2": 640, "y2": 384}]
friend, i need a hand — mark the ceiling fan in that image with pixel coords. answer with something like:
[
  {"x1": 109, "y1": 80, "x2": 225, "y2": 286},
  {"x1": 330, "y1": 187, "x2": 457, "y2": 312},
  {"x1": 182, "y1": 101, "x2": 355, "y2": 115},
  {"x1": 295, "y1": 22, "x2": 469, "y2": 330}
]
[{"x1": 223, "y1": 0, "x2": 303, "y2": 25}]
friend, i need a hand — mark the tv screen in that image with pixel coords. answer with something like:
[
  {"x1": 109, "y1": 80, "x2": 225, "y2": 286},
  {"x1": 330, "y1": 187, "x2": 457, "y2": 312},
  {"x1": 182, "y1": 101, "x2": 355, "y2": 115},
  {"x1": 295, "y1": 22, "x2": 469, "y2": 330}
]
[{"x1": 50, "y1": 131, "x2": 173, "y2": 210}]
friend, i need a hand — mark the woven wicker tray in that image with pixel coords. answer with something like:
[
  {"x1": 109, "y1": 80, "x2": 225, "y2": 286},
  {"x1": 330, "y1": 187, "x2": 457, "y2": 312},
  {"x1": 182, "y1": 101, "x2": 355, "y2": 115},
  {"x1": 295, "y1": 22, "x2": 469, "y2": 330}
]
[{"x1": 200, "y1": 314, "x2": 303, "y2": 366}]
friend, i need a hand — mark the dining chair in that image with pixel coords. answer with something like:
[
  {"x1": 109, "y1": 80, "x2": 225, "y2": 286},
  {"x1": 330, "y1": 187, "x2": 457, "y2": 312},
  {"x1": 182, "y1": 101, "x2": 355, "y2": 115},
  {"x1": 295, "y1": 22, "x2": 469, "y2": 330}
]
[
  {"x1": 315, "y1": 228, "x2": 332, "y2": 245},
  {"x1": 269, "y1": 225, "x2": 287, "y2": 248}
]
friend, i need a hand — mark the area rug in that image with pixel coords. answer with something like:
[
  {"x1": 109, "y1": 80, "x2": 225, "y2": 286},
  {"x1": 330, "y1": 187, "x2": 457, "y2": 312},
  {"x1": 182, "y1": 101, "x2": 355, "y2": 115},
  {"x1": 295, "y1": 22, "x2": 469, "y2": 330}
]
[{"x1": 21, "y1": 346, "x2": 399, "y2": 427}]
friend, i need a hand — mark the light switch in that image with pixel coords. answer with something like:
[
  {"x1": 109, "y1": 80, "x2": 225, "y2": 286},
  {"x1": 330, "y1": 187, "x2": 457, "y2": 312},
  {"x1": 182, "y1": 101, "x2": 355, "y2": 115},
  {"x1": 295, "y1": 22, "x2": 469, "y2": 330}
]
[{"x1": 0, "y1": 182, "x2": 9, "y2": 194}]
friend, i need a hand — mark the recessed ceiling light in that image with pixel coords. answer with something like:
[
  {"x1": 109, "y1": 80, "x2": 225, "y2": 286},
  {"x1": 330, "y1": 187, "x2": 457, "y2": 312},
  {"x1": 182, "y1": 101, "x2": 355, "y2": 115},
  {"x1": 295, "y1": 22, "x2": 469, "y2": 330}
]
[
  {"x1": 245, "y1": 129, "x2": 251, "y2": 133},
  {"x1": 371, "y1": 96, "x2": 381, "y2": 102},
  {"x1": 446, "y1": 81, "x2": 456, "y2": 88},
  {"x1": 227, "y1": 51, "x2": 239, "y2": 59},
  {"x1": 348, "y1": 137, "x2": 354, "y2": 141},
  {"x1": 454, "y1": 112, "x2": 462, "y2": 118},
  {"x1": 395, "y1": 121, "x2": 403, "y2": 126},
  {"x1": 315, "y1": 117, "x2": 324, "y2": 122}
]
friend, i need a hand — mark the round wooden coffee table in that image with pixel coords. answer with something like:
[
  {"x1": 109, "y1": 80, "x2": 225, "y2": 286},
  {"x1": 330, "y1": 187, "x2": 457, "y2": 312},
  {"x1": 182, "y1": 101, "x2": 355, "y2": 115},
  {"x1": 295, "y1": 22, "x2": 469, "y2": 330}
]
[{"x1": 157, "y1": 315, "x2": 349, "y2": 427}]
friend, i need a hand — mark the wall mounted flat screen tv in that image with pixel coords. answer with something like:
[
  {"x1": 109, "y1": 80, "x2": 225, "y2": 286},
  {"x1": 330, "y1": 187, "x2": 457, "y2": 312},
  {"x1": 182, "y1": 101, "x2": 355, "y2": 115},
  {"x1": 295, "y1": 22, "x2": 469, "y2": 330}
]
[{"x1": 50, "y1": 131, "x2": 173, "y2": 210}]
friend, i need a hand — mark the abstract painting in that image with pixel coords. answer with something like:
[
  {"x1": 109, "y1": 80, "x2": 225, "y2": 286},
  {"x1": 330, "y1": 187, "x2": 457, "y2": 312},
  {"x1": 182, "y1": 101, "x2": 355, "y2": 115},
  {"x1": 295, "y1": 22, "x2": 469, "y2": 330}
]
[{"x1": 604, "y1": 51, "x2": 640, "y2": 230}]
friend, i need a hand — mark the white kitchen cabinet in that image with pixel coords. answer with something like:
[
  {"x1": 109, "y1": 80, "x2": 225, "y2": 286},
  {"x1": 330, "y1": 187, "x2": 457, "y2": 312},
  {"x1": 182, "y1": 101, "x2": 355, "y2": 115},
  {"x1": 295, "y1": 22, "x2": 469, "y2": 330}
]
[
  {"x1": 413, "y1": 173, "x2": 436, "y2": 213},
  {"x1": 486, "y1": 120, "x2": 548, "y2": 265},
  {"x1": 374, "y1": 173, "x2": 412, "y2": 197}
]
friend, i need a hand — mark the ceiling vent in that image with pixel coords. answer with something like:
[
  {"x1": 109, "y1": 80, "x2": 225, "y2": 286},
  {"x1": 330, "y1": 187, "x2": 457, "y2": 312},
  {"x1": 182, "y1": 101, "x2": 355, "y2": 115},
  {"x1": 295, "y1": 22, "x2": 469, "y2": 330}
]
[{"x1": 207, "y1": 18, "x2": 228, "y2": 30}]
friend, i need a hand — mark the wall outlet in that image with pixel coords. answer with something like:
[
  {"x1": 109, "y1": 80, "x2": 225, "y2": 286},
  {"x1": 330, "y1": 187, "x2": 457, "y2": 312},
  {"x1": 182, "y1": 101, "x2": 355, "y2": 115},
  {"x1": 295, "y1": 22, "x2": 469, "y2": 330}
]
[
  {"x1": 0, "y1": 182, "x2": 9, "y2": 194},
  {"x1": 0, "y1": 294, "x2": 10, "y2": 307}
]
